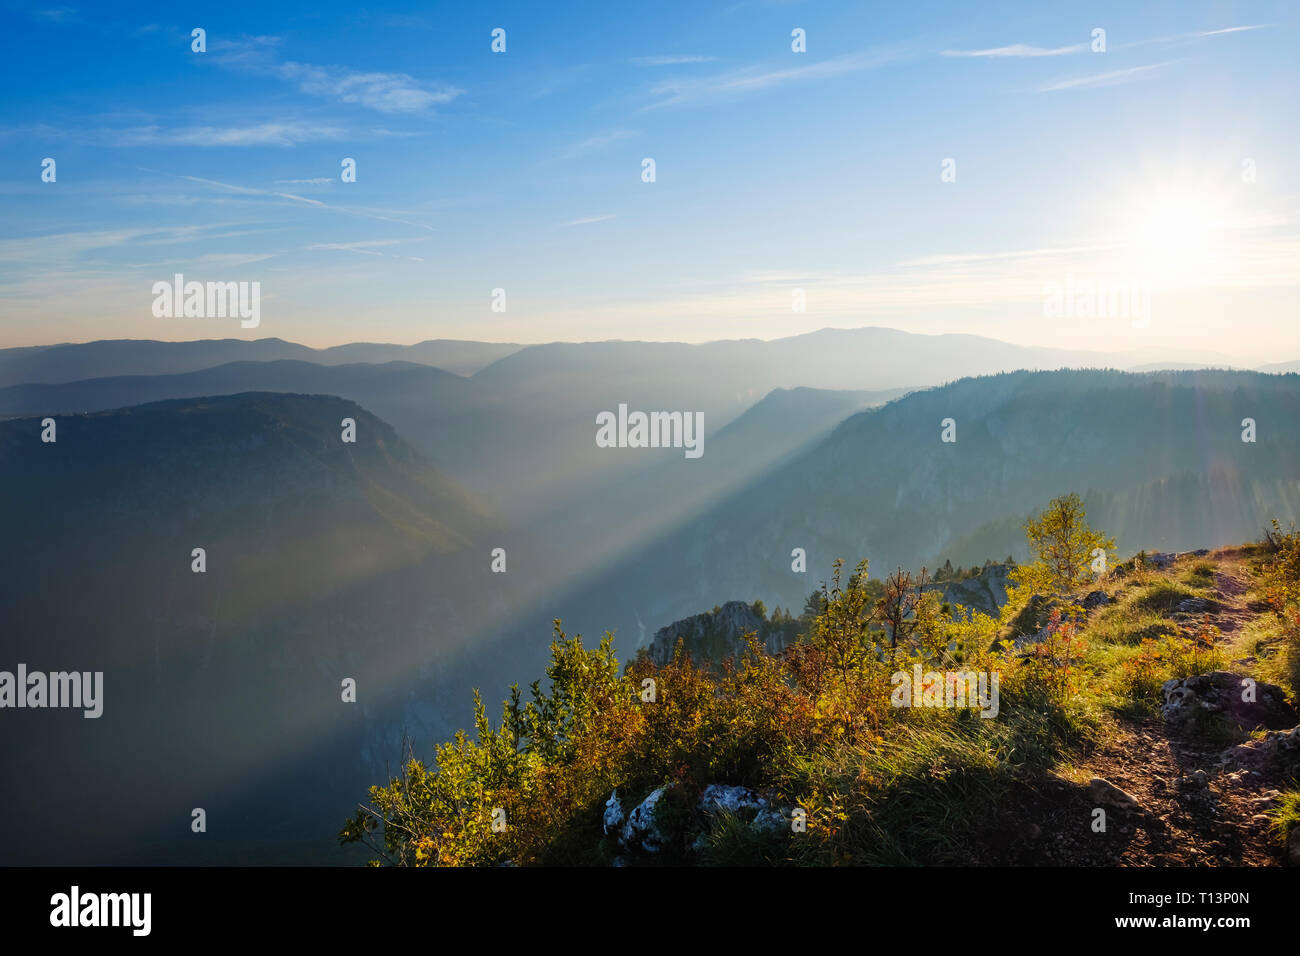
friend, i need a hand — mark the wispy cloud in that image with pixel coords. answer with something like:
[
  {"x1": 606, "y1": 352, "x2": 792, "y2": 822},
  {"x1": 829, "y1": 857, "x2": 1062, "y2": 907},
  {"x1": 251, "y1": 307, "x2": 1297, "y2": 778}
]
[
  {"x1": 946, "y1": 23, "x2": 1271, "y2": 62},
  {"x1": 630, "y1": 54, "x2": 718, "y2": 66},
  {"x1": 4, "y1": 119, "x2": 413, "y2": 148},
  {"x1": 1037, "y1": 63, "x2": 1167, "y2": 92},
  {"x1": 643, "y1": 47, "x2": 905, "y2": 109},
  {"x1": 110, "y1": 122, "x2": 348, "y2": 147},
  {"x1": 183, "y1": 175, "x2": 326, "y2": 208},
  {"x1": 1201, "y1": 25, "x2": 1269, "y2": 37},
  {"x1": 274, "y1": 177, "x2": 333, "y2": 185},
  {"x1": 306, "y1": 238, "x2": 428, "y2": 262},
  {"x1": 942, "y1": 43, "x2": 1085, "y2": 58},
  {"x1": 1125, "y1": 24, "x2": 1271, "y2": 48},
  {"x1": 177, "y1": 174, "x2": 434, "y2": 231},
  {"x1": 212, "y1": 37, "x2": 464, "y2": 114},
  {"x1": 555, "y1": 129, "x2": 638, "y2": 159},
  {"x1": 277, "y1": 61, "x2": 463, "y2": 113},
  {"x1": 562, "y1": 214, "x2": 616, "y2": 227}
]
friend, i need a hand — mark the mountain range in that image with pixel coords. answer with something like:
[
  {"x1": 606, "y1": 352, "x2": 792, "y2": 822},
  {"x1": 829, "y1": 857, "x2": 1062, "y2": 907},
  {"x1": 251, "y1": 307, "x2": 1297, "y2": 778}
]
[{"x1": 3, "y1": 328, "x2": 1299, "y2": 863}]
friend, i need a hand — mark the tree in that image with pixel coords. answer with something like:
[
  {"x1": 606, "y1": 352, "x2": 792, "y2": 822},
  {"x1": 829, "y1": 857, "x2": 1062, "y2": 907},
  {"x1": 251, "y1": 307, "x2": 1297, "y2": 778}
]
[
  {"x1": 1022, "y1": 493, "x2": 1114, "y2": 593},
  {"x1": 812, "y1": 559, "x2": 881, "y2": 689},
  {"x1": 876, "y1": 566, "x2": 945, "y2": 661}
]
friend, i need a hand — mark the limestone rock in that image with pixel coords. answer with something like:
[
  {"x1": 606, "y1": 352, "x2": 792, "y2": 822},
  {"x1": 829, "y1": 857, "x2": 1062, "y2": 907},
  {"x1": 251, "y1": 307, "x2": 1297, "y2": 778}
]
[
  {"x1": 1089, "y1": 777, "x2": 1142, "y2": 811},
  {"x1": 603, "y1": 789, "x2": 625, "y2": 835},
  {"x1": 1082, "y1": 590, "x2": 1113, "y2": 610},
  {"x1": 646, "y1": 601, "x2": 773, "y2": 665},
  {"x1": 1220, "y1": 726, "x2": 1300, "y2": 775},
  {"x1": 1161, "y1": 672, "x2": 1297, "y2": 730},
  {"x1": 620, "y1": 787, "x2": 667, "y2": 853},
  {"x1": 698, "y1": 784, "x2": 786, "y2": 833}
]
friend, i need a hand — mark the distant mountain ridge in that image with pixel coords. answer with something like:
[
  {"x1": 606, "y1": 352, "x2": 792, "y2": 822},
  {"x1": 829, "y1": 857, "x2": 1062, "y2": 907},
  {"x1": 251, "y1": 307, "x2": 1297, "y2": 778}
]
[
  {"x1": 0, "y1": 337, "x2": 522, "y2": 386},
  {"x1": 537, "y1": 368, "x2": 1300, "y2": 657}
]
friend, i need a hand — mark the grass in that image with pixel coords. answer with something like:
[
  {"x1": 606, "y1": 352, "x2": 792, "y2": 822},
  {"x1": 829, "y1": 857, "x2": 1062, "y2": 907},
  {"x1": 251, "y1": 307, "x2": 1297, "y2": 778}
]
[
  {"x1": 1133, "y1": 580, "x2": 1202, "y2": 614},
  {"x1": 784, "y1": 693, "x2": 1098, "y2": 865},
  {"x1": 1269, "y1": 791, "x2": 1300, "y2": 849},
  {"x1": 813, "y1": 550, "x2": 1280, "y2": 863}
]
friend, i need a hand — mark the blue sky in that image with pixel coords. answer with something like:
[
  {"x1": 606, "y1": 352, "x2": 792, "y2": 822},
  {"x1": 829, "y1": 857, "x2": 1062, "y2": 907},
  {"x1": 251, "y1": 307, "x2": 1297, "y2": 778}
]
[{"x1": 1, "y1": 0, "x2": 1297, "y2": 359}]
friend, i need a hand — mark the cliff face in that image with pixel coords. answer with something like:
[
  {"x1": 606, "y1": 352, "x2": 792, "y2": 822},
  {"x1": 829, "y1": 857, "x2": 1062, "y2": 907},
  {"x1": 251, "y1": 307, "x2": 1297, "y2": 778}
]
[
  {"x1": 644, "y1": 601, "x2": 781, "y2": 665},
  {"x1": 934, "y1": 564, "x2": 1012, "y2": 617},
  {"x1": 645, "y1": 564, "x2": 1016, "y2": 667}
]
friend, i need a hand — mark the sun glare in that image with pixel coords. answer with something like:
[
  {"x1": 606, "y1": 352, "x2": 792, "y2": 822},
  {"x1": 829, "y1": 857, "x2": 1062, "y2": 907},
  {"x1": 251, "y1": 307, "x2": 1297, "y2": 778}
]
[{"x1": 1121, "y1": 184, "x2": 1230, "y2": 281}]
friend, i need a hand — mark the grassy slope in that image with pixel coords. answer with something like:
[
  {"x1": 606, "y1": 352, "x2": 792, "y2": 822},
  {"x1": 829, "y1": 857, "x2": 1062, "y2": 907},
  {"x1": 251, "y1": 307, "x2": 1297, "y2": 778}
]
[
  {"x1": 348, "y1": 544, "x2": 1300, "y2": 867},
  {"x1": 832, "y1": 546, "x2": 1298, "y2": 867}
]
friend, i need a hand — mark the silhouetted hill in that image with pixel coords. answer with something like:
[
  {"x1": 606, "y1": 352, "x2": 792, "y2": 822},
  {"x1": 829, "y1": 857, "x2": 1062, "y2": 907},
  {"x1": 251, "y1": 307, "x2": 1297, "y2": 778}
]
[{"x1": 0, "y1": 392, "x2": 511, "y2": 864}]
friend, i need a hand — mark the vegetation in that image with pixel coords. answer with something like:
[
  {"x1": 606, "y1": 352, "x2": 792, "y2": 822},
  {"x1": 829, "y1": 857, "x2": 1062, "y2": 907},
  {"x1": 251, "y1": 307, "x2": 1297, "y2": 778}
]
[
  {"x1": 1259, "y1": 520, "x2": 1300, "y2": 699},
  {"x1": 1017, "y1": 491, "x2": 1115, "y2": 593},
  {"x1": 343, "y1": 495, "x2": 1297, "y2": 866}
]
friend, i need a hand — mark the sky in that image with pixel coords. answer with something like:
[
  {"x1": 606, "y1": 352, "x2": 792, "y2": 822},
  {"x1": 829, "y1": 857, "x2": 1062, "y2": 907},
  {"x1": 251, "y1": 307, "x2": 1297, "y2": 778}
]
[{"x1": 1, "y1": 0, "x2": 1298, "y2": 361}]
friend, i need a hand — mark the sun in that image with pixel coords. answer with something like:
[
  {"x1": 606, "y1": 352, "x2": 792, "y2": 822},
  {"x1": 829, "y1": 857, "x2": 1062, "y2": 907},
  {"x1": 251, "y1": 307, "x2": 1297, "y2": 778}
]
[{"x1": 1121, "y1": 184, "x2": 1229, "y2": 282}]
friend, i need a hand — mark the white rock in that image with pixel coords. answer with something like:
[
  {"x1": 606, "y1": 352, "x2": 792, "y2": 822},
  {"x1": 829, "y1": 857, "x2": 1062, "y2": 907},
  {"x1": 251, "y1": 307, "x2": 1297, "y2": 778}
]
[
  {"x1": 621, "y1": 787, "x2": 667, "y2": 853},
  {"x1": 603, "y1": 789, "x2": 625, "y2": 834}
]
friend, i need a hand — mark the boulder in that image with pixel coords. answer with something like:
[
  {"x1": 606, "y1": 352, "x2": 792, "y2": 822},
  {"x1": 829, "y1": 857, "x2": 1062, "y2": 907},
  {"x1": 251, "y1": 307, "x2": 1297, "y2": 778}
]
[
  {"x1": 1220, "y1": 726, "x2": 1300, "y2": 775},
  {"x1": 1082, "y1": 590, "x2": 1112, "y2": 610},
  {"x1": 620, "y1": 787, "x2": 667, "y2": 853},
  {"x1": 1174, "y1": 596, "x2": 1217, "y2": 616},
  {"x1": 603, "y1": 790, "x2": 625, "y2": 835},
  {"x1": 1089, "y1": 777, "x2": 1142, "y2": 811},
  {"x1": 1161, "y1": 672, "x2": 1297, "y2": 730},
  {"x1": 698, "y1": 784, "x2": 786, "y2": 833}
]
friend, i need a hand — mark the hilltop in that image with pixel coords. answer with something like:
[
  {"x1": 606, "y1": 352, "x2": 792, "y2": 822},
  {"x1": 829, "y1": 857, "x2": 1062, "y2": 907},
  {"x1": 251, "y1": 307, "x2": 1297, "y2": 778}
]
[{"x1": 344, "y1": 500, "x2": 1300, "y2": 867}]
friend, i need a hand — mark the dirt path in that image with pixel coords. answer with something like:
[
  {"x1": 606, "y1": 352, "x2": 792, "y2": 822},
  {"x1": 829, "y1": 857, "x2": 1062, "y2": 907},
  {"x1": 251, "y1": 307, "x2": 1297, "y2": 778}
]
[
  {"x1": 1009, "y1": 554, "x2": 1286, "y2": 866},
  {"x1": 1210, "y1": 556, "x2": 1255, "y2": 643}
]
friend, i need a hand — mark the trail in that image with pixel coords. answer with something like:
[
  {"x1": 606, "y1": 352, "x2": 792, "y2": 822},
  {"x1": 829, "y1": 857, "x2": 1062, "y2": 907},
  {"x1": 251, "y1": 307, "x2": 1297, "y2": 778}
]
[{"x1": 1008, "y1": 552, "x2": 1289, "y2": 866}]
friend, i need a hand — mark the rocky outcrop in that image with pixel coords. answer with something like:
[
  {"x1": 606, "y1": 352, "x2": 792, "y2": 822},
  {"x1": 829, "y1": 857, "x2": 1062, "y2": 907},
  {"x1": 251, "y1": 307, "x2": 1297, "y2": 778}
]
[
  {"x1": 619, "y1": 787, "x2": 667, "y2": 853},
  {"x1": 1082, "y1": 590, "x2": 1113, "y2": 610},
  {"x1": 1174, "y1": 596, "x2": 1216, "y2": 614},
  {"x1": 698, "y1": 784, "x2": 787, "y2": 834},
  {"x1": 934, "y1": 564, "x2": 1011, "y2": 617},
  {"x1": 605, "y1": 783, "x2": 793, "y2": 861},
  {"x1": 1142, "y1": 550, "x2": 1210, "y2": 570},
  {"x1": 1220, "y1": 725, "x2": 1300, "y2": 775},
  {"x1": 1161, "y1": 672, "x2": 1297, "y2": 731},
  {"x1": 645, "y1": 601, "x2": 776, "y2": 665}
]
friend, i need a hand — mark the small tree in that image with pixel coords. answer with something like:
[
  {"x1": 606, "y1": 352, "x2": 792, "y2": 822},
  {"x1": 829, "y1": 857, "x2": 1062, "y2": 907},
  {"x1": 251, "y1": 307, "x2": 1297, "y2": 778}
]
[
  {"x1": 876, "y1": 566, "x2": 944, "y2": 662},
  {"x1": 1022, "y1": 492, "x2": 1114, "y2": 593},
  {"x1": 812, "y1": 559, "x2": 877, "y2": 688}
]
